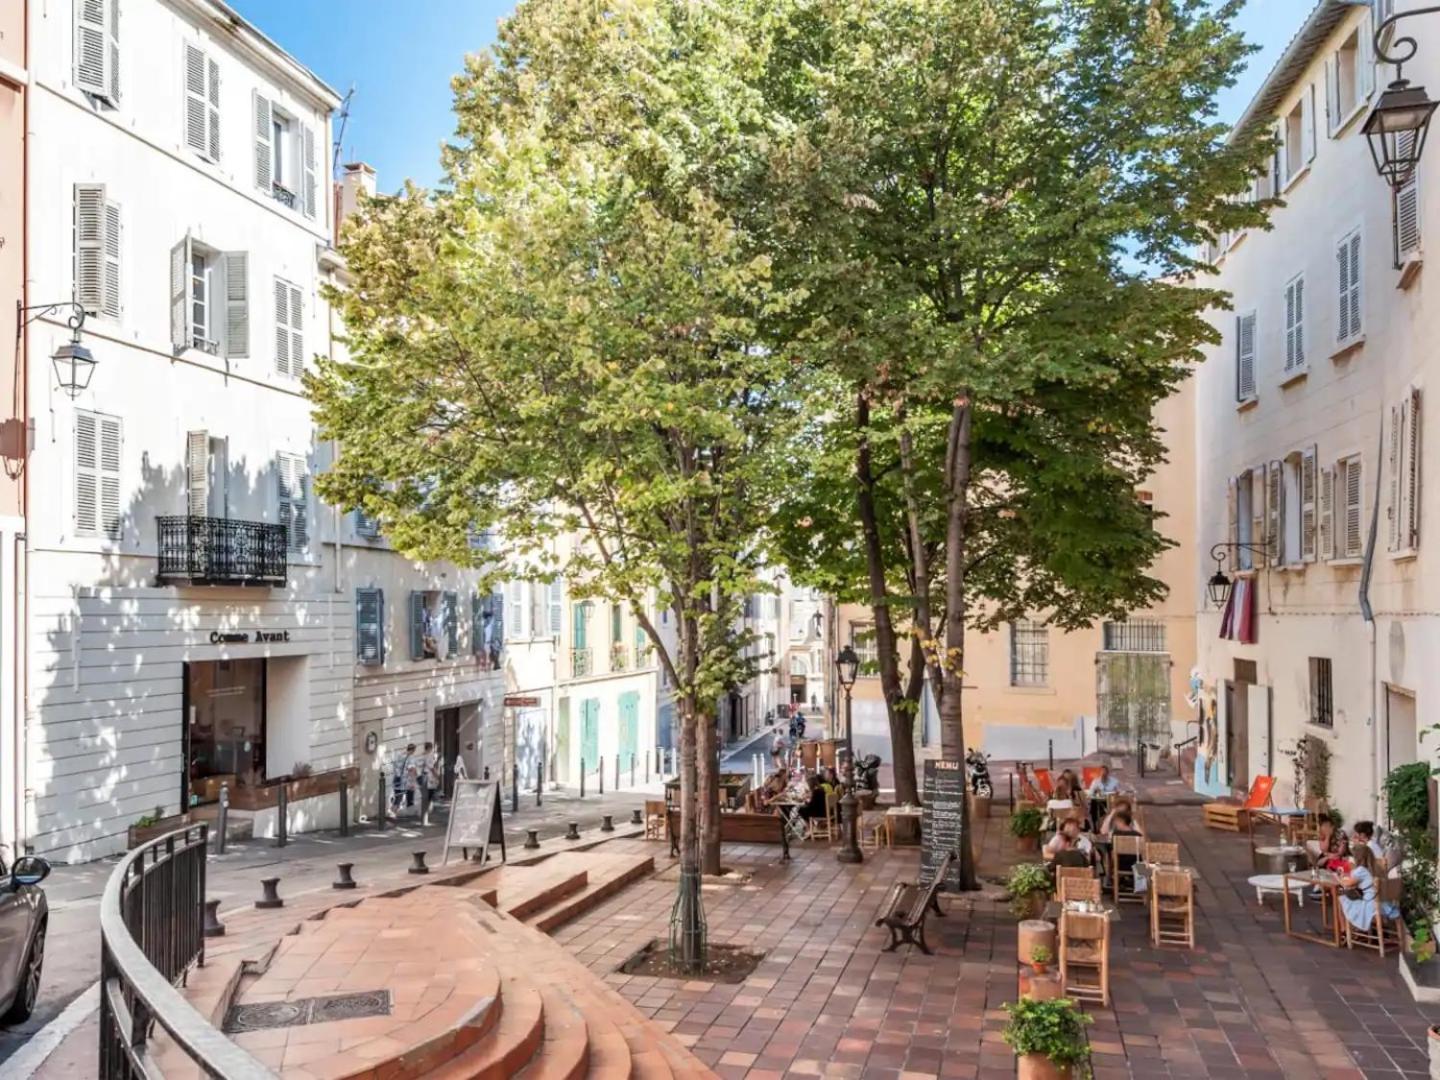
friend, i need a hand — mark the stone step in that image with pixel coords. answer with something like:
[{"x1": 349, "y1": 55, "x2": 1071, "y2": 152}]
[
  {"x1": 517, "y1": 985, "x2": 592, "y2": 1080},
  {"x1": 422, "y1": 967, "x2": 547, "y2": 1080},
  {"x1": 528, "y1": 854, "x2": 656, "y2": 934}
]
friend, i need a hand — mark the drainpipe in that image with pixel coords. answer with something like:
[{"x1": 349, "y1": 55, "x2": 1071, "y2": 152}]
[{"x1": 14, "y1": 0, "x2": 31, "y2": 853}]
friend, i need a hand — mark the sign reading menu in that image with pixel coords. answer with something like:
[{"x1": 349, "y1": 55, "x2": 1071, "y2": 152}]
[
  {"x1": 921, "y1": 758, "x2": 965, "y2": 892},
  {"x1": 441, "y1": 779, "x2": 506, "y2": 867}
]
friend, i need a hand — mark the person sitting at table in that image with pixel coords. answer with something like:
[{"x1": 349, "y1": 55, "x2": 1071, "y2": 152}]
[
  {"x1": 1045, "y1": 819, "x2": 1094, "y2": 864},
  {"x1": 1088, "y1": 765, "x2": 1120, "y2": 798},
  {"x1": 756, "y1": 769, "x2": 790, "y2": 812},
  {"x1": 1099, "y1": 799, "x2": 1143, "y2": 839},
  {"x1": 821, "y1": 767, "x2": 841, "y2": 797},
  {"x1": 1351, "y1": 820, "x2": 1386, "y2": 862},
  {"x1": 798, "y1": 774, "x2": 829, "y2": 824},
  {"x1": 1338, "y1": 844, "x2": 1399, "y2": 932},
  {"x1": 1047, "y1": 778, "x2": 1076, "y2": 816},
  {"x1": 1307, "y1": 815, "x2": 1346, "y2": 869}
]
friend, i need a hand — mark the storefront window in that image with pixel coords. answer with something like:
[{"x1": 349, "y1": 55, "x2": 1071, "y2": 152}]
[{"x1": 187, "y1": 659, "x2": 266, "y2": 797}]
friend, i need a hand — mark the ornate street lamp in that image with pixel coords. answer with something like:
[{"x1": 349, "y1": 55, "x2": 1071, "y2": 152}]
[
  {"x1": 1205, "y1": 542, "x2": 1272, "y2": 608},
  {"x1": 16, "y1": 300, "x2": 98, "y2": 397},
  {"x1": 1363, "y1": 7, "x2": 1440, "y2": 189},
  {"x1": 834, "y1": 644, "x2": 863, "y2": 865}
]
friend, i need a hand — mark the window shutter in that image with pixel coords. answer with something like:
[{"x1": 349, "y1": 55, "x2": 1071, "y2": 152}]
[
  {"x1": 74, "y1": 0, "x2": 108, "y2": 99},
  {"x1": 75, "y1": 411, "x2": 99, "y2": 535},
  {"x1": 1235, "y1": 313, "x2": 1256, "y2": 401},
  {"x1": 1319, "y1": 465, "x2": 1335, "y2": 560},
  {"x1": 1325, "y1": 56, "x2": 1339, "y2": 136},
  {"x1": 1409, "y1": 387, "x2": 1423, "y2": 549},
  {"x1": 289, "y1": 283, "x2": 304, "y2": 375},
  {"x1": 102, "y1": 198, "x2": 121, "y2": 319},
  {"x1": 169, "y1": 234, "x2": 191, "y2": 351},
  {"x1": 1344, "y1": 457, "x2": 1364, "y2": 557},
  {"x1": 1227, "y1": 477, "x2": 1237, "y2": 553},
  {"x1": 302, "y1": 124, "x2": 318, "y2": 219},
  {"x1": 355, "y1": 509, "x2": 379, "y2": 538},
  {"x1": 107, "y1": 0, "x2": 120, "y2": 105},
  {"x1": 549, "y1": 579, "x2": 562, "y2": 635},
  {"x1": 1303, "y1": 82, "x2": 1317, "y2": 164},
  {"x1": 207, "y1": 56, "x2": 220, "y2": 162},
  {"x1": 490, "y1": 590, "x2": 505, "y2": 647},
  {"x1": 1395, "y1": 133, "x2": 1421, "y2": 260},
  {"x1": 99, "y1": 414, "x2": 121, "y2": 539},
  {"x1": 277, "y1": 452, "x2": 308, "y2": 551},
  {"x1": 74, "y1": 184, "x2": 106, "y2": 316},
  {"x1": 187, "y1": 430, "x2": 209, "y2": 517},
  {"x1": 1388, "y1": 403, "x2": 1403, "y2": 551},
  {"x1": 357, "y1": 588, "x2": 384, "y2": 665},
  {"x1": 184, "y1": 44, "x2": 208, "y2": 156},
  {"x1": 1266, "y1": 460, "x2": 1282, "y2": 560},
  {"x1": 1361, "y1": 14, "x2": 1377, "y2": 99},
  {"x1": 274, "y1": 278, "x2": 291, "y2": 375},
  {"x1": 1347, "y1": 231, "x2": 1362, "y2": 339},
  {"x1": 444, "y1": 591, "x2": 459, "y2": 657},
  {"x1": 253, "y1": 92, "x2": 272, "y2": 192},
  {"x1": 222, "y1": 252, "x2": 248, "y2": 357},
  {"x1": 1301, "y1": 445, "x2": 1318, "y2": 561},
  {"x1": 472, "y1": 593, "x2": 484, "y2": 656},
  {"x1": 409, "y1": 591, "x2": 425, "y2": 660},
  {"x1": 1292, "y1": 277, "x2": 1304, "y2": 367},
  {"x1": 1251, "y1": 468, "x2": 1267, "y2": 568},
  {"x1": 1284, "y1": 280, "x2": 1298, "y2": 371}
]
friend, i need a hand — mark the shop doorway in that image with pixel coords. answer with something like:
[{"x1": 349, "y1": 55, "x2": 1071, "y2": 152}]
[
  {"x1": 1387, "y1": 687, "x2": 1418, "y2": 775},
  {"x1": 1226, "y1": 659, "x2": 1257, "y2": 792},
  {"x1": 789, "y1": 675, "x2": 807, "y2": 706},
  {"x1": 435, "y1": 707, "x2": 461, "y2": 797},
  {"x1": 184, "y1": 659, "x2": 266, "y2": 807}
]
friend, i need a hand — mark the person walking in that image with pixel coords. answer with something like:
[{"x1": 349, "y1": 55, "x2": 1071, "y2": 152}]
[
  {"x1": 420, "y1": 742, "x2": 442, "y2": 825},
  {"x1": 401, "y1": 743, "x2": 420, "y2": 817}
]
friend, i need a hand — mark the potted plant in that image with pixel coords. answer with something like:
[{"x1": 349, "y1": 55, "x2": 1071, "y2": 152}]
[
  {"x1": 1007, "y1": 863, "x2": 1053, "y2": 920},
  {"x1": 1029, "y1": 943, "x2": 1053, "y2": 975},
  {"x1": 1406, "y1": 920, "x2": 1436, "y2": 965},
  {"x1": 1003, "y1": 997, "x2": 1091, "y2": 1080},
  {"x1": 1011, "y1": 806, "x2": 1045, "y2": 852}
]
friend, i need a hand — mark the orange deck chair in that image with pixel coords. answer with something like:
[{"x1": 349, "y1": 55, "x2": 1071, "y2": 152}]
[{"x1": 1202, "y1": 774, "x2": 1274, "y2": 832}]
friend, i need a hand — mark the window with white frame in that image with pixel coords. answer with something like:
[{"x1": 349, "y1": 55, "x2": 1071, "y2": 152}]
[
  {"x1": 171, "y1": 236, "x2": 247, "y2": 357},
  {"x1": 75, "y1": 409, "x2": 122, "y2": 540},
  {"x1": 273, "y1": 277, "x2": 304, "y2": 376},
  {"x1": 1280, "y1": 446, "x2": 1319, "y2": 565},
  {"x1": 850, "y1": 622, "x2": 879, "y2": 675},
  {"x1": 1235, "y1": 311, "x2": 1257, "y2": 402},
  {"x1": 1009, "y1": 619, "x2": 1049, "y2": 688},
  {"x1": 74, "y1": 184, "x2": 121, "y2": 320},
  {"x1": 1284, "y1": 273, "x2": 1306, "y2": 374},
  {"x1": 74, "y1": 0, "x2": 119, "y2": 107},
  {"x1": 1282, "y1": 85, "x2": 1316, "y2": 183},
  {"x1": 1235, "y1": 467, "x2": 1255, "y2": 569},
  {"x1": 1388, "y1": 389, "x2": 1423, "y2": 553},
  {"x1": 183, "y1": 43, "x2": 220, "y2": 162},
  {"x1": 253, "y1": 93, "x2": 318, "y2": 218},
  {"x1": 275, "y1": 451, "x2": 308, "y2": 552},
  {"x1": 1338, "y1": 454, "x2": 1364, "y2": 558},
  {"x1": 1325, "y1": 23, "x2": 1374, "y2": 135},
  {"x1": 1336, "y1": 228, "x2": 1364, "y2": 346}
]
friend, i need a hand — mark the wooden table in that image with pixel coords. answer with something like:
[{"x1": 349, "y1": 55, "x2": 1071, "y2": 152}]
[{"x1": 1283, "y1": 869, "x2": 1342, "y2": 947}]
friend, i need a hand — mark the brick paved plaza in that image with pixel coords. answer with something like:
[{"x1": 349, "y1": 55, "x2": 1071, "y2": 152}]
[{"x1": 556, "y1": 782, "x2": 1440, "y2": 1080}]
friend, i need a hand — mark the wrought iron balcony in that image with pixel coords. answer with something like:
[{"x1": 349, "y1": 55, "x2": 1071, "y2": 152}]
[
  {"x1": 610, "y1": 643, "x2": 630, "y2": 672},
  {"x1": 156, "y1": 516, "x2": 288, "y2": 586},
  {"x1": 571, "y1": 647, "x2": 593, "y2": 678}
]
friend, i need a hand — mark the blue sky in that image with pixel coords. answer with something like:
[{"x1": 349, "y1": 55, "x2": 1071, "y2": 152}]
[{"x1": 230, "y1": 0, "x2": 1320, "y2": 194}]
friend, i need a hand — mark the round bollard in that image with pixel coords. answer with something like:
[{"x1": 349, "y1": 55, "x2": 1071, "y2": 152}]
[
  {"x1": 600, "y1": 814, "x2": 614, "y2": 833},
  {"x1": 565, "y1": 821, "x2": 581, "y2": 841},
  {"x1": 409, "y1": 851, "x2": 430, "y2": 875},
  {"x1": 333, "y1": 862, "x2": 357, "y2": 890},
  {"x1": 256, "y1": 877, "x2": 283, "y2": 909},
  {"x1": 523, "y1": 828, "x2": 541, "y2": 850},
  {"x1": 203, "y1": 899, "x2": 226, "y2": 937},
  {"x1": 631, "y1": 808, "x2": 643, "y2": 826}
]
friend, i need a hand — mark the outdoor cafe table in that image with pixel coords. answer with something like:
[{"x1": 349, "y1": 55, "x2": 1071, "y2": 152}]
[
  {"x1": 885, "y1": 804, "x2": 923, "y2": 845},
  {"x1": 1283, "y1": 868, "x2": 1343, "y2": 947}
]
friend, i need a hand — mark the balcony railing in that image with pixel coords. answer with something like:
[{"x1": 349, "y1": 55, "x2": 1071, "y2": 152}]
[
  {"x1": 156, "y1": 516, "x2": 288, "y2": 586},
  {"x1": 610, "y1": 643, "x2": 630, "y2": 672},
  {"x1": 572, "y1": 647, "x2": 593, "y2": 678}
]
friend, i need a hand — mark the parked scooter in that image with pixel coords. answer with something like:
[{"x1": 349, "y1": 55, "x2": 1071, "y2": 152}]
[
  {"x1": 853, "y1": 753, "x2": 881, "y2": 794},
  {"x1": 965, "y1": 747, "x2": 993, "y2": 797}
]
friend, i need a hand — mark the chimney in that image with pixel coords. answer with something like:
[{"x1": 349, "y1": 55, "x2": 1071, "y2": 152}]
[{"x1": 337, "y1": 162, "x2": 377, "y2": 234}]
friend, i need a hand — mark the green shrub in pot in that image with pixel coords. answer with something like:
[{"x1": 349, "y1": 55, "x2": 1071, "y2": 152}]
[
  {"x1": 1003, "y1": 997, "x2": 1091, "y2": 1076},
  {"x1": 1007, "y1": 863, "x2": 1053, "y2": 917}
]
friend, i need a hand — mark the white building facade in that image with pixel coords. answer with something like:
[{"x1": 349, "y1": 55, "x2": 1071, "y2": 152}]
[{"x1": 1194, "y1": 0, "x2": 1436, "y2": 822}]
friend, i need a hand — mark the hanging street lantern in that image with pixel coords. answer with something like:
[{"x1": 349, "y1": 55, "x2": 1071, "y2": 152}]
[
  {"x1": 1363, "y1": 6, "x2": 1440, "y2": 188},
  {"x1": 16, "y1": 300, "x2": 100, "y2": 397}
]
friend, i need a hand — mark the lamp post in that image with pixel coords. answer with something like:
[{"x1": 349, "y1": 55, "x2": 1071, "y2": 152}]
[
  {"x1": 834, "y1": 643, "x2": 862, "y2": 865},
  {"x1": 16, "y1": 300, "x2": 99, "y2": 397},
  {"x1": 1205, "y1": 541, "x2": 1273, "y2": 608},
  {"x1": 1363, "y1": 8, "x2": 1440, "y2": 188}
]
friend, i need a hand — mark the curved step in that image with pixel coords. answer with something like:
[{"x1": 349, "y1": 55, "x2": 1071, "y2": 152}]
[
  {"x1": 516, "y1": 986, "x2": 591, "y2": 1080},
  {"x1": 424, "y1": 971, "x2": 546, "y2": 1079}
]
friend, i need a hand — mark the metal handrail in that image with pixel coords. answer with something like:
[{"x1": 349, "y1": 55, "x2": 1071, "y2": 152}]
[{"x1": 99, "y1": 824, "x2": 274, "y2": 1079}]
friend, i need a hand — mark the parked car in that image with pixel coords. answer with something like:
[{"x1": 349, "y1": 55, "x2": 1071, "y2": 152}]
[{"x1": 0, "y1": 853, "x2": 50, "y2": 1023}]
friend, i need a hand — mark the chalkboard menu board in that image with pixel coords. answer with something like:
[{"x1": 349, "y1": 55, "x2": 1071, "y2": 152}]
[
  {"x1": 921, "y1": 759, "x2": 965, "y2": 892},
  {"x1": 442, "y1": 779, "x2": 506, "y2": 866}
]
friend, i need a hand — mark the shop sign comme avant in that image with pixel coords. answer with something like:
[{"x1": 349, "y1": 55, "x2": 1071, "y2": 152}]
[{"x1": 208, "y1": 629, "x2": 293, "y2": 645}]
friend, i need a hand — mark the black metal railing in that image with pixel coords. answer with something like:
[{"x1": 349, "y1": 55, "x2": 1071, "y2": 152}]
[
  {"x1": 99, "y1": 824, "x2": 274, "y2": 1079},
  {"x1": 156, "y1": 516, "x2": 288, "y2": 586}
]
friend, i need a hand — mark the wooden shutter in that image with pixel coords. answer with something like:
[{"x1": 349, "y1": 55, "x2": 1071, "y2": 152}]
[
  {"x1": 207, "y1": 55, "x2": 221, "y2": 161},
  {"x1": 223, "y1": 252, "x2": 248, "y2": 357},
  {"x1": 1395, "y1": 133, "x2": 1421, "y2": 260},
  {"x1": 302, "y1": 124, "x2": 318, "y2": 218},
  {"x1": 1228, "y1": 474, "x2": 1241, "y2": 570},
  {"x1": 74, "y1": 184, "x2": 106, "y2": 316},
  {"x1": 506, "y1": 581, "x2": 524, "y2": 638},
  {"x1": 288, "y1": 283, "x2": 304, "y2": 375},
  {"x1": 1337, "y1": 230, "x2": 1363, "y2": 342},
  {"x1": 74, "y1": 0, "x2": 109, "y2": 99},
  {"x1": 1266, "y1": 460, "x2": 1283, "y2": 561},
  {"x1": 1251, "y1": 468, "x2": 1267, "y2": 568},
  {"x1": 1388, "y1": 403, "x2": 1403, "y2": 550},
  {"x1": 1344, "y1": 457, "x2": 1364, "y2": 557},
  {"x1": 1319, "y1": 464, "x2": 1335, "y2": 560},
  {"x1": 99, "y1": 414, "x2": 121, "y2": 539},
  {"x1": 490, "y1": 590, "x2": 505, "y2": 647},
  {"x1": 444, "y1": 591, "x2": 459, "y2": 657},
  {"x1": 355, "y1": 509, "x2": 379, "y2": 538},
  {"x1": 1284, "y1": 278, "x2": 1306, "y2": 371},
  {"x1": 1347, "y1": 231, "x2": 1362, "y2": 339},
  {"x1": 472, "y1": 593, "x2": 484, "y2": 656},
  {"x1": 101, "y1": 198, "x2": 120, "y2": 319},
  {"x1": 170, "y1": 234, "x2": 191, "y2": 350},
  {"x1": 277, "y1": 452, "x2": 308, "y2": 550},
  {"x1": 75, "y1": 411, "x2": 99, "y2": 535},
  {"x1": 1325, "y1": 56, "x2": 1339, "y2": 136},
  {"x1": 1408, "y1": 387, "x2": 1423, "y2": 549},
  {"x1": 107, "y1": 0, "x2": 119, "y2": 104},
  {"x1": 274, "y1": 278, "x2": 291, "y2": 375},
  {"x1": 1301, "y1": 445, "x2": 1318, "y2": 562},
  {"x1": 254, "y1": 92, "x2": 272, "y2": 191},
  {"x1": 549, "y1": 579, "x2": 562, "y2": 635},
  {"x1": 1303, "y1": 83, "x2": 1317, "y2": 164},
  {"x1": 187, "y1": 430, "x2": 209, "y2": 517},
  {"x1": 409, "y1": 591, "x2": 425, "y2": 660},
  {"x1": 1360, "y1": 14, "x2": 1376, "y2": 99},
  {"x1": 184, "y1": 44, "x2": 208, "y2": 156},
  {"x1": 1235, "y1": 313, "x2": 1256, "y2": 401},
  {"x1": 357, "y1": 588, "x2": 384, "y2": 665}
]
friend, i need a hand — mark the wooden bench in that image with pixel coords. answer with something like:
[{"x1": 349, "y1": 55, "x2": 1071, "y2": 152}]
[
  {"x1": 873, "y1": 851, "x2": 955, "y2": 955},
  {"x1": 666, "y1": 808, "x2": 790, "y2": 861}
]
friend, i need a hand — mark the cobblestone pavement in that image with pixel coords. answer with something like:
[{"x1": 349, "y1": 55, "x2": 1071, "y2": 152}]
[{"x1": 554, "y1": 776, "x2": 1440, "y2": 1080}]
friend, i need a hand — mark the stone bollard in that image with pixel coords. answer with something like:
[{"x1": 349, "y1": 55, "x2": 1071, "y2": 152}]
[
  {"x1": 256, "y1": 877, "x2": 283, "y2": 909},
  {"x1": 409, "y1": 851, "x2": 430, "y2": 875},
  {"x1": 524, "y1": 828, "x2": 541, "y2": 850},
  {"x1": 333, "y1": 862, "x2": 357, "y2": 890},
  {"x1": 601, "y1": 814, "x2": 614, "y2": 833},
  {"x1": 631, "y1": 808, "x2": 643, "y2": 826},
  {"x1": 565, "y1": 821, "x2": 581, "y2": 841},
  {"x1": 203, "y1": 899, "x2": 226, "y2": 938}
]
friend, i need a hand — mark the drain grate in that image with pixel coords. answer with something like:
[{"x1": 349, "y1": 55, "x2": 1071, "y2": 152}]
[{"x1": 223, "y1": 990, "x2": 391, "y2": 1033}]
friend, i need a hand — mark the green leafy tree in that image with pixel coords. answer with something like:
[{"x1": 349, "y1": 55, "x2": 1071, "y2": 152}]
[
  {"x1": 759, "y1": 0, "x2": 1273, "y2": 885},
  {"x1": 308, "y1": 0, "x2": 797, "y2": 967}
]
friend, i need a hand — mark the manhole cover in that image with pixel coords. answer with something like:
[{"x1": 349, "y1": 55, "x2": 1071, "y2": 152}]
[{"x1": 224, "y1": 990, "x2": 391, "y2": 1033}]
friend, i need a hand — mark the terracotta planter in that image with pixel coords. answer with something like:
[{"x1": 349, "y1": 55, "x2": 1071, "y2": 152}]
[
  {"x1": 127, "y1": 812, "x2": 191, "y2": 849},
  {"x1": 1017, "y1": 1053, "x2": 1071, "y2": 1080},
  {"x1": 1017, "y1": 919, "x2": 1056, "y2": 966},
  {"x1": 1015, "y1": 833, "x2": 1040, "y2": 853},
  {"x1": 1024, "y1": 974, "x2": 1063, "y2": 1002}
]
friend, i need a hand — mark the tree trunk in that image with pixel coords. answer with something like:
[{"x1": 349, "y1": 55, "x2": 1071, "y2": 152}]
[
  {"x1": 940, "y1": 398, "x2": 978, "y2": 890},
  {"x1": 698, "y1": 709, "x2": 721, "y2": 875},
  {"x1": 854, "y1": 391, "x2": 919, "y2": 804}
]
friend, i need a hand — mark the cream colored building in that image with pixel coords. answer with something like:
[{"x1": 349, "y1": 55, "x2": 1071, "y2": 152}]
[{"x1": 1192, "y1": 0, "x2": 1436, "y2": 822}]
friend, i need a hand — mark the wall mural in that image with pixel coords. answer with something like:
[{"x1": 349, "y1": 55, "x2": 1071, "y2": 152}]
[{"x1": 1188, "y1": 666, "x2": 1230, "y2": 797}]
